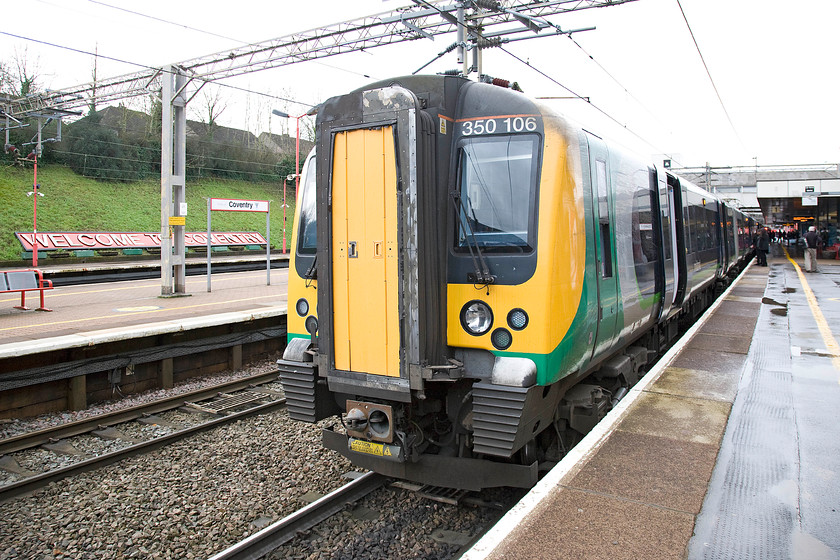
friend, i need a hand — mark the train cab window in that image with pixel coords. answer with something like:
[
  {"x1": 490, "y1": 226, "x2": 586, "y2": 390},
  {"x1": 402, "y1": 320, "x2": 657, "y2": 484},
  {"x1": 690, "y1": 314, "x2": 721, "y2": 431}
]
[
  {"x1": 297, "y1": 151, "x2": 317, "y2": 255},
  {"x1": 455, "y1": 135, "x2": 539, "y2": 253}
]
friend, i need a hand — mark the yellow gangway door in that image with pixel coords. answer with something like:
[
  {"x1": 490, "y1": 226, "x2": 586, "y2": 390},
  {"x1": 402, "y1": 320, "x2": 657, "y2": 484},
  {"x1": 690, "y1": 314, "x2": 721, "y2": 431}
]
[{"x1": 332, "y1": 127, "x2": 400, "y2": 377}]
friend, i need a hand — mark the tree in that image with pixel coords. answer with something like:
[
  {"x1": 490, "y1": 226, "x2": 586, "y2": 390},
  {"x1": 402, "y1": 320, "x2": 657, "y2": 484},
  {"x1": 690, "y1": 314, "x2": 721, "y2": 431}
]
[
  {"x1": 1, "y1": 49, "x2": 45, "y2": 161},
  {"x1": 89, "y1": 44, "x2": 99, "y2": 114},
  {"x1": 0, "y1": 60, "x2": 13, "y2": 95},
  {"x1": 195, "y1": 88, "x2": 227, "y2": 136},
  {"x1": 60, "y1": 111, "x2": 155, "y2": 181},
  {"x1": 11, "y1": 47, "x2": 41, "y2": 97}
]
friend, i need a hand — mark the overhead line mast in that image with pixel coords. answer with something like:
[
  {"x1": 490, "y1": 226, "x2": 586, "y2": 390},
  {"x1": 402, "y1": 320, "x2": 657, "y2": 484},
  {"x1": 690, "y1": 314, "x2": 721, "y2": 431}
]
[
  {"x1": 1, "y1": 0, "x2": 636, "y2": 295},
  {"x1": 3, "y1": 0, "x2": 634, "y2": 117}
]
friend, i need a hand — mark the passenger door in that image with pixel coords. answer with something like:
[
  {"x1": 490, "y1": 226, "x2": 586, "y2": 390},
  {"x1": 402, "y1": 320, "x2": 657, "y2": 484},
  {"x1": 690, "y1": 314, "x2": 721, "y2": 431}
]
[
  {"x1": 331, "y1": 127, "x2": 401, "y2": 377},
  {"x1": 586, "y1": 135, "x2": 618, "y2": 357}
]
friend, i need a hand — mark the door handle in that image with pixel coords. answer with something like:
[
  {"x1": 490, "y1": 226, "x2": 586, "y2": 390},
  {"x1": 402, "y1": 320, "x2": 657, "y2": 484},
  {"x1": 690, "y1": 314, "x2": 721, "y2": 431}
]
[{"x1": 348, "y1": 241, "x2": 358, "y2": 258}]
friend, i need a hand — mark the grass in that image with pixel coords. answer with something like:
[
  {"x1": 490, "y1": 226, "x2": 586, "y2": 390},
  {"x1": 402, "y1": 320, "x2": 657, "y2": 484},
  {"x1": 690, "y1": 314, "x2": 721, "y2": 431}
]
[{"x1": 0, "y1": 164, "x2": 297, "y2": 262}]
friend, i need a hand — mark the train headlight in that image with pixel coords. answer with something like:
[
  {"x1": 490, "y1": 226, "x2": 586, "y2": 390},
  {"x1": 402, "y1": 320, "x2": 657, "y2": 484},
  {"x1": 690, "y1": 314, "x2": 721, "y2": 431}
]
[
  {"x1": 461, "y1": 300, "x2": 493, "y2": 336},
  {"x1": 295, "y1": 298, "x2": 309, "y2": 317},
  {"x1": 507, "y1": 308, "x2": 529, "y2": 330},
  {"x1": 305, "y1": 316, "x2": 319, "y2": 336},
  {"x1": 491, "y1": 328, "x2": 513, "y2": 350}
]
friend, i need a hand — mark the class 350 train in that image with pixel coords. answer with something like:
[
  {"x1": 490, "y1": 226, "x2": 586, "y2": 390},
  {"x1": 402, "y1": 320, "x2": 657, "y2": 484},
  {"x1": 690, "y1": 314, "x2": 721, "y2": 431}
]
[{"x1": 277, "y1": 74, "x2": 757, "y2": 491}]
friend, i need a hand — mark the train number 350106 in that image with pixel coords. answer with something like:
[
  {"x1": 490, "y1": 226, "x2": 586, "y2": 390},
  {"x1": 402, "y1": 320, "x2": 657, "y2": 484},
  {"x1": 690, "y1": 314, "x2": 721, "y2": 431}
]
[{"x1": 460, "y1": 116, "x2": 538, "y2": 136}]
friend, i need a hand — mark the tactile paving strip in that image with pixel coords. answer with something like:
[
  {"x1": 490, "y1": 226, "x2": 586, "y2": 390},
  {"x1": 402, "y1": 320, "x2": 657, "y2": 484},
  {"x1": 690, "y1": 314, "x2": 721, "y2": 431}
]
[{"x1": 688, "y1": 266, "x2": 799, "y2": 559}]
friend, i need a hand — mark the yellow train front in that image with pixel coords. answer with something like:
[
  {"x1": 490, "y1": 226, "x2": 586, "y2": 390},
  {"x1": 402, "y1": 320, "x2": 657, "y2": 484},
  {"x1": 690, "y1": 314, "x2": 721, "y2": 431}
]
[{"x1": 279, "y1": 74, "x2": 742, "y2": 490}]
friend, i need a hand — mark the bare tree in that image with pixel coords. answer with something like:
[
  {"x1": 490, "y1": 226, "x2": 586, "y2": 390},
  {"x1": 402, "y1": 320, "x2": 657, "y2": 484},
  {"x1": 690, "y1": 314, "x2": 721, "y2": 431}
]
[
  {"x1": 12, "y1": 47, "x2": 41, "y2": 96},
  {"x1": 0, "y1": 48, "x2": 42, "y2": 97},
  {"x1": 193, "y1": 87, "x2": 227, "y2": 136},
  {"x1": 300, "y1": 115, "x2": 316, "y2": 142},
  {"x1": 0, "y1": 60, "x2": 13, "y2": 95}
]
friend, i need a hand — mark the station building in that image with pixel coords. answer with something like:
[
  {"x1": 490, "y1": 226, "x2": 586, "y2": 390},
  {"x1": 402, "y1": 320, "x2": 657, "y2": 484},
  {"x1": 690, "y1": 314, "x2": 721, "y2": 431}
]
[{"x1": 673, "y1": 163, "x2": 840, "y2": 245}]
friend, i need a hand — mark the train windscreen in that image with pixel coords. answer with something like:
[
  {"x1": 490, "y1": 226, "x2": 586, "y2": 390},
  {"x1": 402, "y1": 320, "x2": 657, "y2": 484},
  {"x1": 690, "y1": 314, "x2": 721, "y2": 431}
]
[{"x1": 455, "y1": 135, "x2": 539, "y2": 253}]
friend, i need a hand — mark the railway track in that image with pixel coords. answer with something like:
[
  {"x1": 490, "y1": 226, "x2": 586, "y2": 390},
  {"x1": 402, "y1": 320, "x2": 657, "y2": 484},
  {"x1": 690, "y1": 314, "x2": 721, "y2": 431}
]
[
  {"x1": 0, "y1": 371, "x2": 285, "y2": 502},
  {"x1": 210, "y1": 472, "x2": 521, "y2": 560},
  {"x1": 209, "y1": 472, "x2": 389, "y2": 560}
]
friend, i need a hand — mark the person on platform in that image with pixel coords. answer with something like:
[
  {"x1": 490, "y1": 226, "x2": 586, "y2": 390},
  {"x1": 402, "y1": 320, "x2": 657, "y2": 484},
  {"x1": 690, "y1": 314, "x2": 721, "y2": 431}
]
[
  {"x1": 756, "y1": 227, "x2": 770, "y2": 266},
  {"x1": 804, "y1": 225, "x2": 820, "y2": 273}
]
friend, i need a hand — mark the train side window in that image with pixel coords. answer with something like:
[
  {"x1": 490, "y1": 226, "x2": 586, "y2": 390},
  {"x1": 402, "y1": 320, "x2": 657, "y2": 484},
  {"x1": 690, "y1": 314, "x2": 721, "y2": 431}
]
[
  {"x1": 595, "y1": 160, "x2": 612, "y2": 278},
  {"x1": 632, "y1": 187, "x2": 658, "y2": 267},
  {"x1": 596, "y1": 160, "x2": 609, "y2": 223},
  {"x1": 656, "y1": 171, "x2": 672, "y2": 261},
  {"x1": 297, "y1": 152, "x2": 317, "y2": 255}
]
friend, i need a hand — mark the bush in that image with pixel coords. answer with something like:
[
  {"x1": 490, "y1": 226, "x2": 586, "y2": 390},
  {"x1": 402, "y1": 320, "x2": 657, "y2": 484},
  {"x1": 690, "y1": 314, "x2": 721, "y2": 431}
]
[{"x1": 59, "y1": 111, "x2": 157, "y2": 181}]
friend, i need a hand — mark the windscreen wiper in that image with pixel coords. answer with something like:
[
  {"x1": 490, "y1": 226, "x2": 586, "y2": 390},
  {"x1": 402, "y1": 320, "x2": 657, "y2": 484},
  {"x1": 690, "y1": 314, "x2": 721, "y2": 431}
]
[
  {"x1": 450, "y1": 189, "x2": 496, "y2": 286},
  {"x1": 304, "y1": 255, "x2": 317, "y2": 280}
]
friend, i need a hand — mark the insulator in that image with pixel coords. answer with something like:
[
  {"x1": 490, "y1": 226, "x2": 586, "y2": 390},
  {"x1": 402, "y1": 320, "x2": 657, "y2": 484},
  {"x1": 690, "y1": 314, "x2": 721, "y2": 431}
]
[
  {"x1": 441, "y1": 69, "x2": 462, "y2": 76},
  {"x1": 438, "y1": 42, "x2": 459, "y2": 56},
  {"x1": 475, "y1": 36, "x2": 503, "y2": 50},
  {"x1": 492, "y1": 78, "x2": 511, "y2": 88},
  {"x1": 473, "y1": 0, "x2": 501, "y2": 10}
]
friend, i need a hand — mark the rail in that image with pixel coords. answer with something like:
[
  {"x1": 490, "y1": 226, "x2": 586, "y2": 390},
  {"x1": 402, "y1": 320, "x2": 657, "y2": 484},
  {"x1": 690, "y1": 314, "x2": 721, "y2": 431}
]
[
  {"x1": 208, "y1": 472, "x2": 388, "y2": 560},
  {"x1": 0, "y1": 371, "x2": 280, "y2": 456}
]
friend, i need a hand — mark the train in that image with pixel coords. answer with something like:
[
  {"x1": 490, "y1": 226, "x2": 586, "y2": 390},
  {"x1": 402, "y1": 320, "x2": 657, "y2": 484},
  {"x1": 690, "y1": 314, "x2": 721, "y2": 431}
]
[{"x1": 277, "y1": 74, "x2": 756, "y2": 491}]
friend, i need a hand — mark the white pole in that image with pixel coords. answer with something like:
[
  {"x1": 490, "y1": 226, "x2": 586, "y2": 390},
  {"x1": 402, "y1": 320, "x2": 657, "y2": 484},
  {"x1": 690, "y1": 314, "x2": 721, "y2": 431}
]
[
  {"x1": 206, "y1": 198, "x2": 212, "y2": 292},
  {"x1": 266, "y1": 201, "x2": 271, "y2": 286}
]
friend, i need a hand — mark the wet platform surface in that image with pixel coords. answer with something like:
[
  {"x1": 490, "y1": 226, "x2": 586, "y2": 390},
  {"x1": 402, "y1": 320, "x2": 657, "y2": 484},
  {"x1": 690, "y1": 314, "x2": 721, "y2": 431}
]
[{"x1": 466, "y1": 251, "x2": 840, "y2": 560}]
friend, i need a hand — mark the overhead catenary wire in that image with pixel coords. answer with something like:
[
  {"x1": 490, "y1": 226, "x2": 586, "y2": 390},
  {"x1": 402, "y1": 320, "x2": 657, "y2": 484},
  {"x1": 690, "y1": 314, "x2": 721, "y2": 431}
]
[
  {"x1": 674, "y1": 0, "x2": 748, "y2": 155},
  {"x1": 499, "y1": 45, "x2": 682, "y2": 166},
  {"x1": 85, "y1": 0, "x2": 250, "y2": 45},
  {"x1": 564, "y1": 33, "x2": 672, "y2": 135},
  {"x1": 83, "y1": 0, "x2": 376, "y2": 81},
  {"x1": 0, "y1": 30, "x2": 316, "y2": 110}
]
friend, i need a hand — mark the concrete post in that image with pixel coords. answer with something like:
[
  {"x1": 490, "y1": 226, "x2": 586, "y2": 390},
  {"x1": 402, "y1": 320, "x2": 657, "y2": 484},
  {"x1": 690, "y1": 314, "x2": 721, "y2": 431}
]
[
  {"x1": 160, "y1": 358, "x2": 174, "y2": 389},
  {"x1": 68, "y1": 375, "x2": 86, "y2": 411}
]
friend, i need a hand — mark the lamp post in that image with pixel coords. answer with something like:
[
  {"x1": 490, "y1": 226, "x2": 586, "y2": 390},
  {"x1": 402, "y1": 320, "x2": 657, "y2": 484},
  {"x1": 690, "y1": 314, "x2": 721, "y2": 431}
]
[
  {"x1": 26, "y1": 152, "x2": 44, "y2": 267},
  {"x1": 271, "y1": 108, "x2": 315, "y2": 254}
]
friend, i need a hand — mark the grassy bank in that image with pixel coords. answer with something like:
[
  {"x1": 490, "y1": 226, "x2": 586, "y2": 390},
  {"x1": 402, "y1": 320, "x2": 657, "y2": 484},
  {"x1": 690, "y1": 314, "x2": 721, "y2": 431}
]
[{"x1": 0, "y1": 164, "x2": 297, "y2": 262}]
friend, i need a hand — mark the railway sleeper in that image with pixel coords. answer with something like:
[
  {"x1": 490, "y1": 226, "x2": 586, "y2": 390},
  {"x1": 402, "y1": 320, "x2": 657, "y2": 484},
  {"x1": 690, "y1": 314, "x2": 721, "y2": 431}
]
[
  {"x1": 91, "y1": 426, "x2": 140, "y2": 443},
  {"x1": 41, "y1": 439, "x2": 86, "y2": 457},
  {"x1": 0, "y1": 455, "x2": 35, "y2": 476}
]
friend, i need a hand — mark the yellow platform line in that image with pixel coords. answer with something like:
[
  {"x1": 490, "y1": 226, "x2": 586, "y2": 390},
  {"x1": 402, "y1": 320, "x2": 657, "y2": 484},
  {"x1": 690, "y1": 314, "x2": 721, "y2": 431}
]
[
  {"x1": 0, "y1": 272, "x2": 272, "y2": 303},
  {"x1": 0, "y1": 295, "x2": 280, "y2": 333},
  {"x1": 783, "y1": 248, "x2": 840, "y2": 376}
]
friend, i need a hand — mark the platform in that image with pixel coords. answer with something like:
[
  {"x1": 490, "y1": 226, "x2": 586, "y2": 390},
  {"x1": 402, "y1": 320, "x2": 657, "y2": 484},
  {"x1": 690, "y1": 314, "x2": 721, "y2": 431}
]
[
  {"x1": 465, "y1": 250, "x2": 840, "y2": 560},
  {"x1": 0, "y1": 266, "x2": 288, "y2": 353},
  {"x1": 0, "y1": 262, "x2": 291, "y2": 416}
]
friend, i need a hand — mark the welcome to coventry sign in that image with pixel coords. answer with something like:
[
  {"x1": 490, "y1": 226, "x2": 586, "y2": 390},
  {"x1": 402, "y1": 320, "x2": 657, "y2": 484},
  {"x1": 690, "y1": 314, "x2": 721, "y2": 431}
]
[{"x1": 15, "y1": 231, "x2": 267, "y2": 251}]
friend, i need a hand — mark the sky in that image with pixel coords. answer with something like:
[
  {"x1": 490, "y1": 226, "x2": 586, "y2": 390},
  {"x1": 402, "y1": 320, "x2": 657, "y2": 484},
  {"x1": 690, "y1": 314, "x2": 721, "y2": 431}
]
[{"x1": 3, "y1": 0, "x2": 839, "y2": 169}]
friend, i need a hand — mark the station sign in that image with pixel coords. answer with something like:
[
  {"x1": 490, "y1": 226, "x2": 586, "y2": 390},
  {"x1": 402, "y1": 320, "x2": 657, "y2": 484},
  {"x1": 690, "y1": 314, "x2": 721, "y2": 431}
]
[
  {"x1": 15, "y1": 231, "x2": 267, "y2": 251},
  {"x1": 210, "y1": 198, "x2": 270, "y2": 213}
]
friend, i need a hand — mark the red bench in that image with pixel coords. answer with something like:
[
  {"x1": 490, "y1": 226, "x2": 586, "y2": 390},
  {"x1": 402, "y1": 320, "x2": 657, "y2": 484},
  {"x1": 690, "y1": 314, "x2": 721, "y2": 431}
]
[
  {"x1": 1, "y1": 269, "x2": 53, "y2": 311},
  {"x1": 821, "y1": 243, "x2": 840, "y2": 260}
]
